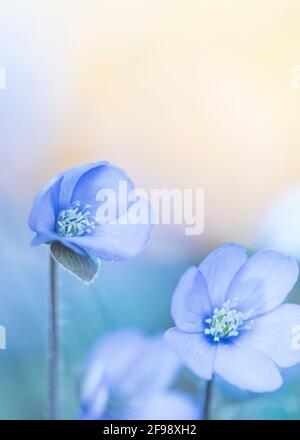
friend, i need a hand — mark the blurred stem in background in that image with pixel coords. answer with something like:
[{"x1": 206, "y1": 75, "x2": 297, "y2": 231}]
[
  {"x1": 49, "y1": 255, "x2": 58, "y2": 420},
  {"x1": 203, "y1": 378, "x2": 214, "y2": 420}
]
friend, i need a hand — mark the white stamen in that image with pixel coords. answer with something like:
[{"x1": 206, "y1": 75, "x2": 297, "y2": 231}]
[
  {"x1": 204, "y1": 298, "x2": 253, "y2": 342},
  {"x1": 56, "y1": 200, "x2": 98, "y2": 237}
]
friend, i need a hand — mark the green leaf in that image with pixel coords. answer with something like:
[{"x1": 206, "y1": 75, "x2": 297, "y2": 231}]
[{"x1": 50, "y1": 241, "x2": 100, "y2": 284}]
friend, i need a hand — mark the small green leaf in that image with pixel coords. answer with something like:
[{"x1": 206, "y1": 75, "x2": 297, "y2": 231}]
[{"x1": 50, "y1": 241, "x2": 99, "y2": 284}]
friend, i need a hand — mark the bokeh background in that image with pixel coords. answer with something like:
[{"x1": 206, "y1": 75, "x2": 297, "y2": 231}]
[{"x1": 1, "y1": 0, "x2": 300, "y2": 419}]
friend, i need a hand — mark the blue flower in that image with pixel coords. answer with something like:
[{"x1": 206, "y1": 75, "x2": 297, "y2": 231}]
[
  {"x1": 165, "y1": 244, "x2": 300, "y2": 392},
  {"x1": 29, "y1": 162, "x2": 153, "y2": 262},
  {"x1": 79, "y1": 329, "x2": 198, "y2": 420}
]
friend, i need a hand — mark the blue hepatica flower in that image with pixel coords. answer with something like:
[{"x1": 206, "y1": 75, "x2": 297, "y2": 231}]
[
  {"x1": 165, "y1": 244, "x2": 300, "y2": 392},
  {"x1": 80, "y1": 330, "x2": 198, "y2": 420},
  {"x1": 29, "y1": 162, "x2": 153, "y2": 281}
]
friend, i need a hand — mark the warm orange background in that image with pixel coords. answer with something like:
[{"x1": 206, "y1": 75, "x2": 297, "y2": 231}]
[{"x1": 1, "y1": 0, "x2": 300, "y2": 256}]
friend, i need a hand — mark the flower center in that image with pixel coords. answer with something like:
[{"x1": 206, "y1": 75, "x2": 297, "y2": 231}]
[
  {"x1": 56, "y1": 200, "x2": 98, "y2": 237},
  {"x1": 204, "y1": 299, "x2": 253, "y2": 342}
]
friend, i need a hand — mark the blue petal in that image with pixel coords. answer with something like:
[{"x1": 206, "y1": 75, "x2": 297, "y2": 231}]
[
  {"x1": 58, "y1": 237, "x2": 90, "y2": 255},
  {"x1": 120, "y1": 334, "x2": 181, "y2": 397},
  {"x1": 58, "y1": 162, "x2": 109, "y2": 209},
  {"x1": 240, "y1": 304, "x2": 300, "y2": 368},
  {"x1": 214, "y1": 341, "x2": 283, "y2": 392},
  {"x1": 136, "y1": 391, "x2": 198, "y2": 420},
  {"x1": 164, "y1": 328, "x2": 216, "y2": 380},
  {"x1": 226, "y1": 250, "x2": 299, "y2": 317},
  {"x1": 68, "y1": 197, "x2": 153, "y2": 261},
  {"x1": 80, "y1": 330, "x2": 182, "y2": 419},
  {"x1": 80, "y1": 375, "x2": 109, "y2": 420},
  {"x1": 30, "y1": 232, "x2": 58, "y2": 246},
  {"x1": 84, "y1": 330, "x2": 179, "y2": 397},
  {"x1": 30, "y1": 231, "x2": 88, "y2": 256},
  {"x1": 29, "y1": 175, "x2": 62, "y2": 234},
  {"x1": 171, "y1": 267, "x2": 212, "y2": 332},
  {"x1": 70, "y1": 162, "x2": 134, "y2": 218},
  {"x1": 86, "y1": 330, "x2": 146, "y2": 389},
  {"x1": 199, "y1": 243, "x2": 247, "y2": 308}
]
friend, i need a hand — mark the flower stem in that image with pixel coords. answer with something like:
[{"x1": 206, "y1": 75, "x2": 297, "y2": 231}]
[
  {"x1": 49, "y1": 254, "x2": 58, "y2": 420},
  {"x1": 203, "y1": 378, "x2": 214, "y2": 420}
]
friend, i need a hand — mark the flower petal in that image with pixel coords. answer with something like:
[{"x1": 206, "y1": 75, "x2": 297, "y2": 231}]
[
  {"x1": 30, "y1": 231, "x2": 88, "y2": 256},
  {"x1": 30, "y1": 232, "x2": 58, "y2": 246},
  {"x1": 241, "y1": 304, "x2": 300, "y2": 368},
  {"x1": 119, "y1": 334, "x2": 180, "y2": 396},
  {"x1": 58, "y1": 162, "x2": 108, "y2": 209},
  {"x1": 226, "y1": 250, "x2": 299, "y2": 317},
  {"x1": 164, "y1": 328, "x2": 216, "y2": 380},
  {"x1": 70, "y1": 162, "x2": 134, "y2": 219},
  {"x1": 214, "y1": 341, "x2": 283, "y2": 392},
  {"x1": 29, "y1": 175, "x2": 62, "y2": 234},
  {"x1": 171, "y1": 267, "x2": 212, "y2": 332},
  {"x1": 68, "y1": 197, "x2": 153, "y2": 260},
  {"x1": 199, "y1": 244, "x2": 247, "y2": 308},
  {"x1": 81, "y1": 330, "x2": 182, "y2": 420},
  {"x1": 79, "y1": 364, "x2": 109, "y2": 420},
  {"x1": 87, "y1": 330, "x2": 146, "y2": 388},
  {"x1": 137, "y1": 391, "x2": 198, "y2": 420}
]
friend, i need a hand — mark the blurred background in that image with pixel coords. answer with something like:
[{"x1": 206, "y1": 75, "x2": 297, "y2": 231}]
[{"x1": 1, "y1": 0, "x2": 300, "y2": 419}]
